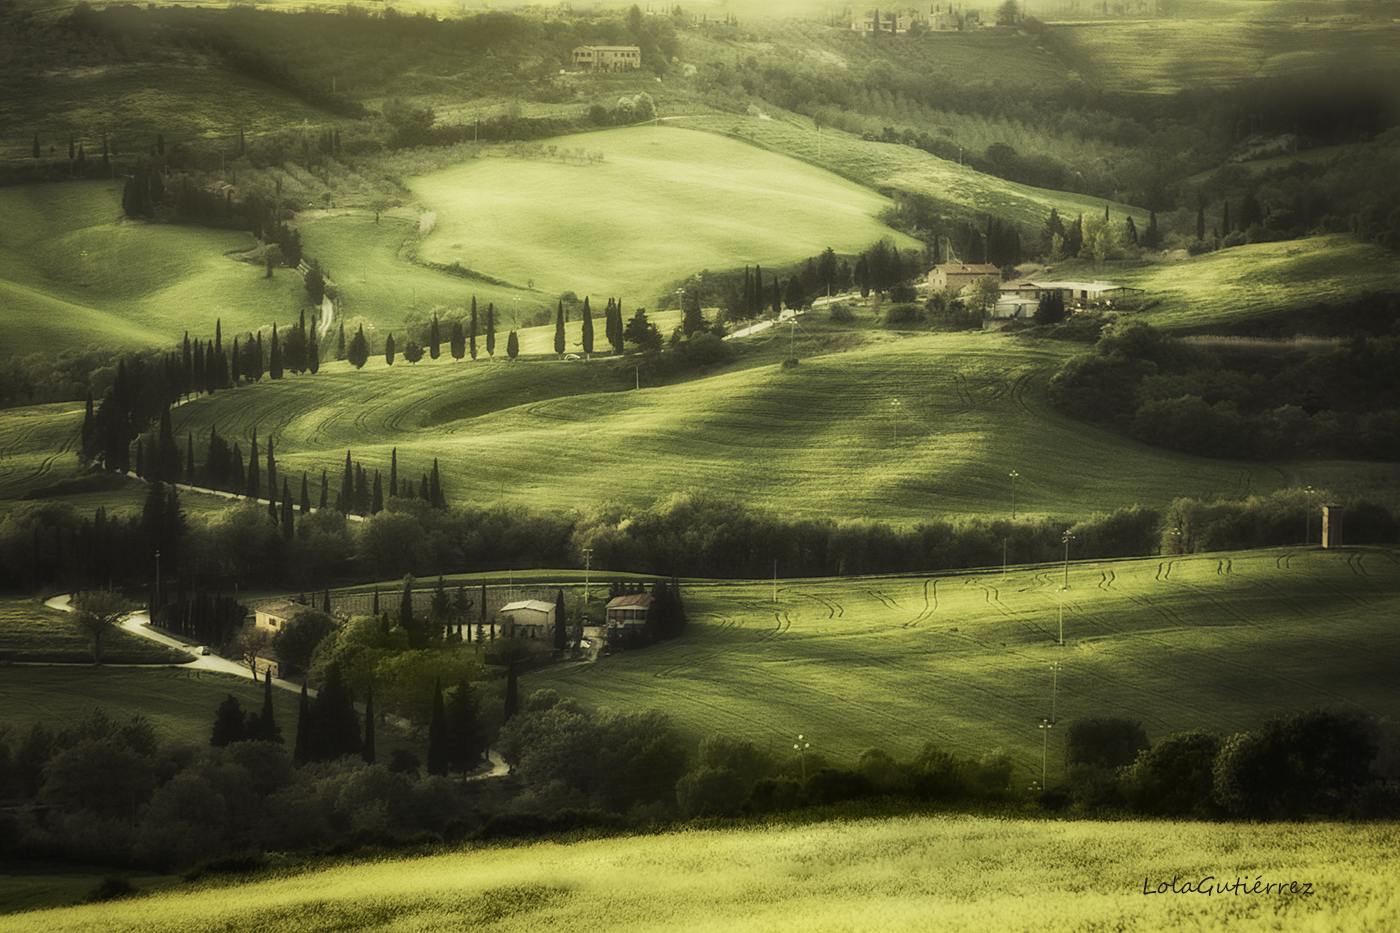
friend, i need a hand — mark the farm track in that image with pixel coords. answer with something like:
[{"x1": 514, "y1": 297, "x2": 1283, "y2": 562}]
[{"x1": 903, "y1": 580, "x2": 938, "y2": 628}]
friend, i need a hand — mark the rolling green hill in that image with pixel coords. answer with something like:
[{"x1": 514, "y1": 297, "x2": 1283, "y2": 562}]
[
  {"x1": 140, "y1": 322, "x2": 1298, "y2": 524},
  {"x1": 532, "y1": 547, "x2": 1400, "y2": 771},
  {"x1": 0, "y1": 183, "x2": 306, "y2": 359},
  {"x1": 5, "y1": 803, "x2": 1394, "y2": 931},
  {"x1": 407, "y1": 126, "x2": 922, "y2": 305}
]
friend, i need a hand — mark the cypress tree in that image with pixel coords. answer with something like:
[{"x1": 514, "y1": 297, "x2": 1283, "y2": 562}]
[
  {"x1": 372, "y1": 586, "x2": 380, "y2": 616},
  {"x1": 469, "y1": 297, "x2": 479, "y2": 360},
  {"x1": 486, "y1": 303, "x2": 496, "y2": 357},
  {"x1": 308, "y1": 328, "x2": 319, "y2": 374},
  {"x1": 339, "y1": 450, "x2": 352, "y2": 514},
  {"x1": 258, "y1": 666, "x2": 282, "y2": 742},
  {"x1": 230, "y1": 442, "x2": 245, "y2": 492},
  {"x1": 400, "y1": 577, "x2": 415, "y2": 634},
  {"x1": 385, "y1": 332, "x2": 395, "y2": 366},
  {"x1": 186, "y1": 432, "x2": 195, "y2": 482},
  {"x1": 337, "y1": 321, "x2": 347, "y2": 360},
  {"x1": 503, "y1": 659, "x2": 519, "y2": 721},
  {"x1": 581, "y1": 296, "x2": 594, "y2": 356},
  {"x1": 266, "y1": 436, "x2": 277, "y2": 505},
  {"x1": 347, "y1": 325, "x2": 369, "y2": 370},
  {"x1": 555, "y1": 300, "x2": 566, "y2": 356},
  {"x1": 362, "y1": 683, "x2": 376, "y2": 764},
  {"x1": 308, "y1": 663, "x2": 360, "y2": 762},
  {"x1": 211, "y1": 694, "x2": 247, "y2": 747},
  {"x1": 318, "y1": 469, "x2": 328, "y2": 510},
  {"x1": 445, "y1": 678, "x2": 481, "y2": 770},
  {"x1": 354, "y1": 462, "x2": 369, "y2": 514},
  {"x1": 371, "y1": 470, "x2": 384, "y2": 514},
  {"x1": 231, "y1": 337, "x2": 242, "y2": 383},
  {"x1": 280, "y1": 480, "x2": 293, "y2": 540},
  {"x1": 389, "y1": 447, "x2": 398, "y2": 498},
  {"x1": 427, "y1": 679, "x2": 448, "y2": 775},
  {"x1": 430, "y1": 314, "x2": 441, "y2": 359},
  {"x1": 429, "y1": 458, "x2": 445, "y2": 510},
  {"x1": 269, "y1": 324, "x2": 283, "y2": 379},
  {"x1": 246, "y1": 429, "x2": 260, "y2": 500},
  {"x1": 450, "y1": 320, "x2": 465, "y2": 360},
  {"x1": 300, "y1": 472, "x2": 310, "y2": 513}
]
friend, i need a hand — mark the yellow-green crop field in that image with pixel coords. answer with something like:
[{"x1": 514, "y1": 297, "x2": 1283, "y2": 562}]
[
  {"x1": 106, "y1": 326, "x2": 1303, "y2": 523},
  {"x1": 1050, "y1": 18, "x2": 1400, "y2": 94},
  {"x1": 0, "y1": 183, "x2": 306, "y2": 358},
  {"x1": 678, "y1": 115, "x2": 1152, "y2": 234},
  {"x1": 408, "y1": 126, "x2": 922, "y2": 304},
  {"x1": 533, "y1": 547, "x2": 1400, "y2": 770},
  {"x1": 7, "y1": 814, "x2": 1397, "y2": 932}
]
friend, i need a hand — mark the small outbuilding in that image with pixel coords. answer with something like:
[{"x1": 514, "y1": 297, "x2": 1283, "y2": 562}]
[
  {"x1": 500, "y1": 600, "x2": 557, "y2": 639},
  {"x1": 928, "y1": 263, "x2": 1001, "y2": 293},
  {"x1": 254, "y1": 600, "x2": 310, "y2": 635}
]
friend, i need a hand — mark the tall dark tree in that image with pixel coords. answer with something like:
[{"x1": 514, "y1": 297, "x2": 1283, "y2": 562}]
[
  {"x1": 280, "y1": 480, "x2": 294, "y2": 541},
  {"x1": 318, "y1": 469, "x2": 328, "y2": 511},
  {"x1": 269, "y1": 325, "x2": 283, "y2": 380},
  {"x1": 389, "y1": 447, "x2": 399, "y2": 498},
  {"x1": 445, "y1": 678, "x2": 482, "y2": 770},
  {"x1": 253, "y1": 667, "x2": 283, "y2": 743},
  {"x1": 371, "y1": 470, "x2": 384, "y2": 514},
  {"x1": 308, "y1": 663, "x2": 361, "y2": 762},
  {"x1": 246, "y1": 429, "x2": 260, "y2": 500},
  {"x1": 339, "y1": 450, "x2": 353, "y2": 515},
  {"x1": 486, "y1": 304, "x2": 496, "y2": 357},
  {"x1": 300, "y1": 472, "x2": 311, "y2": 514},
  {"x1": 506, "y1": 330, "x2": 520, "y2": 360},
  {"x1": 450, "y1": 320, "x2": 465, "y2": 360},
  {"x1": 385, "y1": 332, "x2": 396, "y2": 366},
  {"x1": 308, "y1": 328, "x2": 320, "y2": 375},
  {"x1": 429, "y1": 458, "x2": 445, "y2": 510},
  {"x1": 581, "y1": 296, "x2": 594, "y2": 356},
  {"x1": 266, "y1": 436, "x2": 278, "y2": 506},
  {"x1": 429, "y1": 314, "x2": 441, "y2": 360},
  {"x1": 337, "y1": 321, "x2": 347, "y2": 360},
  {"x1": 211, "y1": 694, "x2": 247, "y2": 747},
  {"x1": 469, "y1": 297, "x2": 479, "y2": 360},
  {"x1": 347, "y1": 325, "x2": 369, "y2": 370},
  {"x1": 503, "y1": 659, "x2": 519, "y2": 721},
  {"x1": 400, "y1": 577, "x2": 415, "y2": 638},
  {"x1": 555, "y1": 300, "x2": 566, "y2": 356}
]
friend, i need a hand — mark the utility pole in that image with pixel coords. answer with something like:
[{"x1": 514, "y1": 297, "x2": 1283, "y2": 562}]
[
  {"x1": 1009, "y1": 470, "x2": 1019, "y2": 520},
  {"x1": 1039, "y1": 719, "x2": 1054, "y2": 789},
  {"x1": 1062, "y1": 531, "x2": 1074, "y2": 590},
  {"x1": 1049, "y1": 662, "x2": 1061, "y2": 722}
]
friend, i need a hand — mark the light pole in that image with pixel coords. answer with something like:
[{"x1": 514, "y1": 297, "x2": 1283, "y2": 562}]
[
  {"x1": 1062, "y1": 531, "x2": 1074, "y2": 590},
  {"x1": 1049, "y1": 662, "x2": 1061, "y2": 722},
  {"x1": 1057, "y1": 588, "x2": 1065, "y2": 647},
  {"x1": 1038, "y1": 719, "x2": 1054, "y2": 790},
  {"x1": 891, "y1": 399, "x2": 900, "y2": 445},
  {"x1": 794, "y1": 734, "x2": 811, "y2": 782},
  {"x1": 582, "y1": 547, "x2": 593, "y2": 614},
  {"x1": 1009, "y1": 470, "x2": 1019, "y2": 520}
]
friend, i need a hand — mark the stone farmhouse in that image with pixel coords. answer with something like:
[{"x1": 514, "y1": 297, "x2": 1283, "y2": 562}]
[
  {"x1": 928, "y1": 262, "x2": 1002, "y2": 292},
  {"x1": 572, "y1": 46, "x2": 642, "y2": 70},
  {"x1": 253, "y1": 599, "x2": 311, "y2": 635},
  {"x1": 852, "y1": 12, "x2": 917, "y2": 33},
  {"x1": 1002, "y1": 279, "x2": 1146, "y2": 309}
]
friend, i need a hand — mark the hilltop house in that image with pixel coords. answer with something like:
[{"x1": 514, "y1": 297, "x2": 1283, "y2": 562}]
[
  {"x1": 500, "y1": 600, "x2": 557, "y2": 639},
  {"x1": 253, "y1": 599, "x2": 311, "y2": 635},
  {"x1": 605, "y1": 593, "x2": 653, "y2": 631},
  {"x1": 572, "y1": 46, "x2": 642, "y2": 70},
  {"x1": 928, "y1": 263, "x2": 1001, "y2": 292},
  {"x1": 852, "y1": 13, "x2": 917, "y2": 33}
]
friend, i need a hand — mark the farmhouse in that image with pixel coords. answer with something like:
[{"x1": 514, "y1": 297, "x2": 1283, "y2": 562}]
[
  {"x1": 605, "y1": 593, "x2": 653, "y2": 630},
  {"x1": 852, "y1": 13, "x2": 916, "y2": 34},
  {"x1": 572, "y1": 46, "x2": 642, "y2": 70},
  {"x1": 253, "y1": 599, "x2": 311, "y2": 635},
  {"x1": 500, "y1": 599, "x2": 557, "y2": 639},
  {"x1": 1003, "y1": 279, "x2": 1145, "y2": 309},
  {"x1": 928, "y1": 263, "x2": 1001, "y2": 292}
]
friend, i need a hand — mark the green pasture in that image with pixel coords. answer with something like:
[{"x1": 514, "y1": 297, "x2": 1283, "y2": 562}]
[
  {"x1": 1050, "y1": 18, "x2": 1400, "y2": 94},
  {"x1": 0, "y1": 183, "x2": 307, "y2": 359},
  {"x1": 8, "y1": 810, "x2": 1395, "y2": 932},
  {"x1": 1114, "y1": 234, "x2": 1400, "y2": 332},
  {"x1": 0, "y1": 403, "x2": 85, "y2": 501},
  {"x1": 149, "y1": 324, "x2": 1296, "y2": 523},
  {"x1": 532, "y1": 547, "x2": 1400, "y2": 775},
  {"x1": 408, "y1": 126, "x2": 922, "y2": 306},
  {"x1": 0, "y1": 666, "x2": 298, "y2": 746},
  {"x1": 0, "y1": 599, "x2": 189, "y2": 665},
  {"x1": 0, "y1": 61, "x2": 331, "y2": 168},
  {"x1": 678, "y1": 114, "x2": 1151, "y2": 234}
]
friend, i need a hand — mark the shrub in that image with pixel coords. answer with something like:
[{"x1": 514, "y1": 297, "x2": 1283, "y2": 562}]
[
  {"x1": 828, "y1": 302, "x2": 855, "y2": 323},
  {"x1": 1065, "y1": 717, "x2": 1149, "y2": 770},
  {"x1": 85, "y1": 875, "x2": 135, "y2": 903},
  {"x1": 1121, "y1": 730, "x2": 1223, "y2": 817}
]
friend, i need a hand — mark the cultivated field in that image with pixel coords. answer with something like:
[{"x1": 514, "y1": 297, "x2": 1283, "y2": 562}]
[
  {"x1": 7, "y1": 814, "x2": 1396, "y2": 932},
  {"x1": 0, "y1": 599, "x2": 188, "y2": 665},
  {"x1": 142, "y1": 325, "x2": 1296, "y2": 523},
  {"x1": 531, "y1": 547, "x2": 1400, "y2": 772},
  {"x1": 0, "y1": 183, "x2": 305, "y2": 359},
  {"x1": 408, "y1": 126, "x2": 923, "y2": 304},
  {"x1": 677, "y1": 114, "x2": 1151, "y2": 234}
]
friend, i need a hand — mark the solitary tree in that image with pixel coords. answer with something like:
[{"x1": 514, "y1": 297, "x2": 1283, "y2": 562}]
[
  {"x1": 450, "y1": 320, "x2": 465, "y2": 360},
  {"x1": 963, "y1": 276, "x2": 1002, "y2": 319},
  {"x1": 348, "y1": 325, "x2": 369, "y2": 369},
  {"x1": 486, "y1": 304, "x2": 496, "y2": 357},
  {"x1": 506, "y1": 330, "x2": 520, "y2": 360},
  {"x1": 211, "y1": 695, "x2": 247, "y2": 747},
  {"x1": 429, "y1": 314, "x2": 441, "y2": 360},
  {"x1": 555, "y1": 301, "x2": 566, "y2": 356},
  {"x1": 581, "y1": 296, "x2": 594, "y2": 356},
  {"x1": 385, "y1": 332, "x2": 396, "y2": 366},
  {"x1": 71, "y1": 590, "x2": 136, "y2": 664}
]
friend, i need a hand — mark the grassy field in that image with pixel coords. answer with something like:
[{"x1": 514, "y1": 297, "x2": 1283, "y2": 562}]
[
  {"x1": 0, "y1": 599, "x2": 189, "y2": 664},
  {"x1": 0, "y1": 183, "x2": 307, "y2": 359},
  {"x1": 678, "y1": 114, "x2": 1151, "y2": 235},
  {"x1": 530, "y1": 547, "x2": 1400, "y2": 772},
  {"x1": 1050, "y1": 18, "x2": 1400, "y2": 94},
  {"x1": 1114, "y1": 234, "x2": 1400, "y2": 331},
  {"x1": 136, "y1": 321, "x2": 1309, "y2": 523},
  {"x1": 6, "y1": 814, "x2": 1396, "y2": 932},
  {"x1": 408, "y1": 126, "x2": 923, "y2": 305}
]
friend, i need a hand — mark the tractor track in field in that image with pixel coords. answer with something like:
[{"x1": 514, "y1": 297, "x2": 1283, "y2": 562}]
[
  {"x1": 806, "y1": 593, "x2": 844, "y2": 620},
  {"x1": 1097, "y1": 569, "x2": 1116, "y2": 590},
  {"x1": 1011, "y1": 370, "x2": 1037, "y2": 415},
  {"x1": 903, "y1": 579, "x2": 938, "y2": 628},
  {"x1": 1346, "y1": 553, "x2": 1369, "y2": 577},
  {"x1": 950, "y1": 373, "x2": 975, "y2": 412},
  {"x1": 1155, "y1": 559, "x2": 1179, "y2": 582},
  {"x1": 868, "y1": 589, "x2": 903, "y2": 613},
  {"x1": 1276, "y1": 553, "x2": 1293, "y2": 571},
  {"x1": 1124, "y1": 593, "x2": 1190, "y2": 628},
  {"x1": 970, "y1": 579, "x2": 1016, "y2": 619}
]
